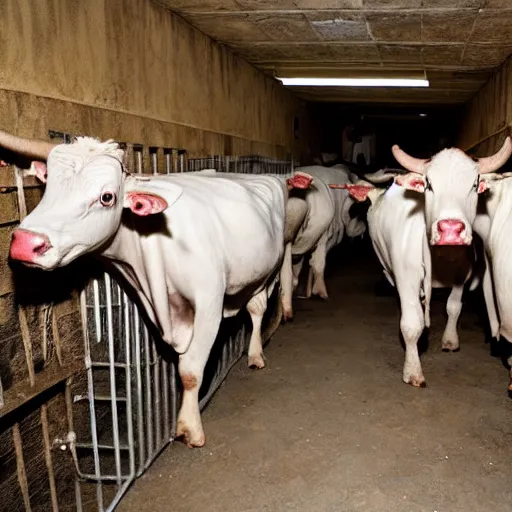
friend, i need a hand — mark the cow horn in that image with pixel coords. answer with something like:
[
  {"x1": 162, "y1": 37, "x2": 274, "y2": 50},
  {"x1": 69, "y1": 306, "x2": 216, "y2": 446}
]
[
  {"x1": 392, "y1": 145, "x2": 428, "y2": 175},
  {"x1": 477, "y1": 136, "x2": 512, "y2": 174},
  {"x1": 0, "y1": 129, "x2": 58, "y2": 160}
]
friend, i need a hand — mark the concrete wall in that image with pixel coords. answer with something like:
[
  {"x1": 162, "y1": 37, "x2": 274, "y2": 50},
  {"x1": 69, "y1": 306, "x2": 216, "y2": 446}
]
[
  {"x1": 458, "y1": 57, "x2": 512, "y2": 157},
  {"x1": 0, "y1": 6, "x2": 309, "y2": 504},
  {"x1": 0, "y1": 0, "x2": 307, "y2": 158}
]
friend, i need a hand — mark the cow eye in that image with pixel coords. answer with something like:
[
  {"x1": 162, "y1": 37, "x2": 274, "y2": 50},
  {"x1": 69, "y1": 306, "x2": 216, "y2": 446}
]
[{"x1": 100, "y1": 192, "x2": 116, "y2": 207}]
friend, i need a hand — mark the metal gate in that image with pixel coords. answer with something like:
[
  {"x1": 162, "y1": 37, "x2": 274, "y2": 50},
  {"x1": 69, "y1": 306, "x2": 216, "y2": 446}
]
[{"x1": 0, "y1": 132, "x2": 291, "y2": 512}]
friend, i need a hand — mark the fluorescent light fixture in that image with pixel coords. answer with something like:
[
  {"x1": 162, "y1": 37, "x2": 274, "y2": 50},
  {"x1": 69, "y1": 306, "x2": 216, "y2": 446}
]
[
  {"x1": 277, "y1": 77, "x2": 429, "y2": 87},
  {"x1": 419, "y1": 113, "x2": 428, "y2": 117}
]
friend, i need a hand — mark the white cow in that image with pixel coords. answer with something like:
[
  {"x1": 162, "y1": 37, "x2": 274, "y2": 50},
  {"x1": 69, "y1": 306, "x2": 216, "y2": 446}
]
[
  {"x1": 4, "y1": 132, "x2": 304, "y2": 448},
  {"x1": 216, "y1": 169, "x2": 339, "y2": 321},
  {"x1": 290, "y1": 164, "x2": 366, "y2": 303},
  {"x1": 179, "y1": 169, "x2": 316, "y2": 323},
  {"x1": 473, "y1": 167, "x2": 512, "y2": 390},
  {"x1": 337, "y1": 140, "x2": 511, "y2": 387}
]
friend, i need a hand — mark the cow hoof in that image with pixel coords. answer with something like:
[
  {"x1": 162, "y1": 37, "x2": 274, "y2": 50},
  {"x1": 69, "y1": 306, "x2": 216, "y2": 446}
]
[
  {"x1": 405, "y1": 376, "x2": 426, "y2": 388},
  {"x1": 282, "y1": 310, "x2": 294, "y2": 322},
  {"x1": 314, "y1": 293, "x2": 328, "y2": 301},
  {"x1": 441, "y1": 341, "x2": 460, "y2": 352},
  {"x1": 176, "y1": 421, "x2": 205, "y2": 448},
  {"x1": 248, "y1": 353, "x2": 265, "y2": 369}
]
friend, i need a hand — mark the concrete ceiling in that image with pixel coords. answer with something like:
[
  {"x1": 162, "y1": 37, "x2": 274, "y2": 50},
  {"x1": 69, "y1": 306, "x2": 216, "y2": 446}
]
[{"x1": 156, "y1": 0, "x2": 512, "y2": 105}]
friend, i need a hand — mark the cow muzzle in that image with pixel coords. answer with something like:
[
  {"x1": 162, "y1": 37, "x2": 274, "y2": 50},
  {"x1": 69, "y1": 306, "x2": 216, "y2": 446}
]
[
  {"x1": 432, "y1": 219, "x2": 470, "y2": 246},
  {"x1": 10, "y1": 229, "x2": 52, "y2": 264}
]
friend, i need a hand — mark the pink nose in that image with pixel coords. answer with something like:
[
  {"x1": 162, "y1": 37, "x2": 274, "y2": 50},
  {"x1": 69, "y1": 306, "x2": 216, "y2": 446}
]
[
  {"x1": 435, "y1": 219, "x2": 466, "y2": 245},
  {"x1": 10, "y1": 229, "x2": 51, "y2": 263}
]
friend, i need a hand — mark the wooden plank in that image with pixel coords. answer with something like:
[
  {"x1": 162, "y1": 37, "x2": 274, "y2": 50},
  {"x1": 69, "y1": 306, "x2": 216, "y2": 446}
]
[
  {"x1": 0, "y1": 166, "x2": 42, "y2": 190},
  {"x1": 0, "y1": 359, "x2": 83, "y2": 419}
]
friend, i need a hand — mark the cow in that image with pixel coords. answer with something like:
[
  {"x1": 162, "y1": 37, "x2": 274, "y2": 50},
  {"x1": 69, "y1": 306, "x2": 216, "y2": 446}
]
[
  {"x1": 473, "y1": 166, "x2": 512, "y2": 391},
  {"x1": 334, "y1": 139, "x2": 511, "y2": 387},
  {"x1": 292, "y1": 164, "x2": 366, "y2": 302},
  {"x1": 3, "y1": 130, "x2": 308, "y2": 448},
  {"x1": 210, "y1": 169, "x2": 341, "y2": 321},
  {"x1": 185, "y1": 168, "x2": 315, "y2": 329}
]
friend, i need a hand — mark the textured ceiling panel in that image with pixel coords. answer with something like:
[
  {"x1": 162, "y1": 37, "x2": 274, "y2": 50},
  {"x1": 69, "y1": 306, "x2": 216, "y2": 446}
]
[{"x1": 157, "y1": 0, "x2": 512, "y2": 104}]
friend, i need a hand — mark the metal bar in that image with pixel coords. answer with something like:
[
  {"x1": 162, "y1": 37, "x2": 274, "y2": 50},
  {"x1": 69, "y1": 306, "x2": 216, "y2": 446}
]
[
  {"x1": 92, "y1": 279, "x2": 102, "y2": 343},
  {"x1": 13, "y1": 423, "x2": 32, "y2": 512},
  {"x1": 135, "y1": 147, "x2": 143, "y2": 174},
  {"x1": 143, "y1": 325, "x2": 154, "y2": 458},
  {"x1": 199, "y1": 325, "x2": 249, "y2": 410},
  {"x1": 72, "y1": 473, "x2": 131, "y2": 483},
  {"x1": 178, "y1": 150, "x2": 186, "y2": 173},
  {"x1": 162, "y1": 355, "x2": 169, "y2": 442},
  {"x1": 18, "y1": 306, "x2": 35, "y2": 386},
  {"x1": 133, "y1": 310, "x2": 145, "y2": 474},
  {"x1": 74, "y1": 479, "x2": 83, "y2": 512},
  {"x1": 172, "y1": 149, "x2": 179, "y2": 173},
  {"x1": 75, "y1": 442, "x2": 130, "y2": 451},
  {"x1": 80, "y1": 288, "x2": 104, "y2": 511},
  {"x1": 90, "y1": 362, "x2": 130, "y2": 369},
  {"x1": 73, "y1": 394, "x2": 127, "y2": 403},
  {"x1": 153, "y1": 341, "x2": 161, "y2": 446},
  {"x1": 41, "y1": 404, "x2": 59, "y2": 512},
  {"x1": 164, "y1": 149, "x2": 171, "y2": 174},
  {"x1": 123, "y1": 291, "x2": 136, "y2": 482},
  {"x1": 65, "y1": 376, "x2": 83, "y2": 506},
  {"x1": 170, "y1": 357, "x2": 177, "y2": 438},
  {"x1": 150, "y1": 148, "x2": 158, "y2": 175},
  {"x1": 104, "y1": 478, "x2": 134, "y2": 512},
  {"x1": 104, "y1": 273, "x2": 123, "y2": 486}
]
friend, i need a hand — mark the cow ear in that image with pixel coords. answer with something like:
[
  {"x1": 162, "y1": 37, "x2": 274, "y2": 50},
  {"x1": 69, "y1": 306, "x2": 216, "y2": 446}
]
[
  {"x1": 287, "y1": 172, "x2": 313, "y2": 190},
  {"x1": 477, "y1": 179, "x2": 488, "y2": 194},
  {"x1": 123, "y1": 175, "x2": 182, "y2": 216},
  {"x1": 345, "y1": 184, "x2": 375, "y2": 202},
  {"x1": 477, "y1": 172, "x2": 512, "y2": 191},
  {"x1": 395, "y1": 173, "x2": 426, "y2": 193},
  {"x1": 124, "y1": 191, "x2": 168, "y2": 216},
  {"x1": 23, "y1": 161, "x2": 48, "y2": 183}
]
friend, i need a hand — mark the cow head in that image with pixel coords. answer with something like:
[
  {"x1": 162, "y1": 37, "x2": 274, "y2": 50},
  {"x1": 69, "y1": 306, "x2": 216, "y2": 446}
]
[
  {"x1": 9, "y1": 137, "x2": 172, "y2": 270},
  {"x1": 393, "y1": 138, "x2": 512, "y2": 246}
]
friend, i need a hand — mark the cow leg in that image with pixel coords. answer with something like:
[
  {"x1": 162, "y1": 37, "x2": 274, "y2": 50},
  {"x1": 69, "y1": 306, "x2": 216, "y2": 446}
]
[
  {"x1": 309, "y1": 232, "x2": 329, "y2": 300},
  {"x1": 398, "y1": 284, "x2": 425, "y2": 387},
  {"x1": 302, "y1": 265, "x2": 313, "y2": 299},
  {"x1": 441, "y1": 285, "x2": 464, "y2": 352},
  {"x1": 482, "y1": 256, "x2": 499, "y2": 340},
  {"x1": 247, "y1": 289, "x2": 268, "y2": 369},
  {"x1": 280, "y1": 243, "x2": 294, "y2": 321},
  {"x1": 422, "y1": 238, "x2": 432, "y2": 329},
  {"x1": 295, "y1": 257, "x2": 311, "y2": 299},
  {"x1": 177, "y1": 305, "x2": 222, "y2": 448}
]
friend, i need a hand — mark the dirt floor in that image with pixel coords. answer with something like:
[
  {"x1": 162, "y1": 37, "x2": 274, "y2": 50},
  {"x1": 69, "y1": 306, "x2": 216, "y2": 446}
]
[{"x1": 119, "y1": 239, "x2": 512, "y2": 512}]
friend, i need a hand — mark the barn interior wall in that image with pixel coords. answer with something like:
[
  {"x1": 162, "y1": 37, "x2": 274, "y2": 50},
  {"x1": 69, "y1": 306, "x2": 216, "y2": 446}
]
[
  {"x1": 0, "y1": 2, "x2": 311, "y2": 508},
  {"x1": 0, "y1": 0, "x2": 308, "y2": 159},
  {"x1": 458, "y1": 57, "x2": 512, "y2": 158},
  {"x1": 0, "y1": 0, "x2": 310, "y2": 396}
]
